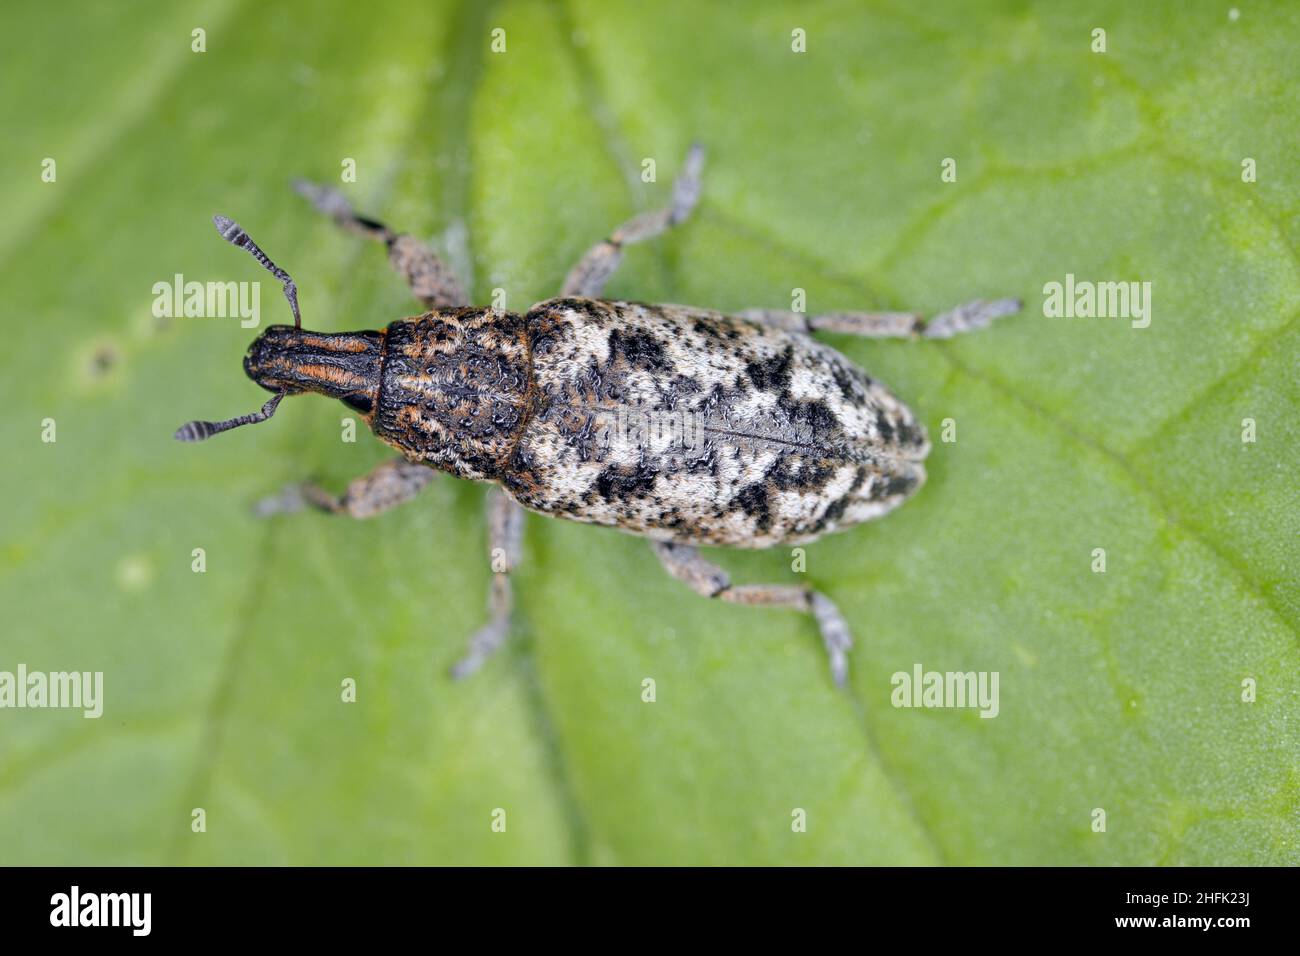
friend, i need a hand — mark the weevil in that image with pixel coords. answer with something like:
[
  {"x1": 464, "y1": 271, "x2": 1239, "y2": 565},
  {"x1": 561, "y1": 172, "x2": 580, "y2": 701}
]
[{"x1": 176, "y1": 145, "x2": 1020, "y2": 685}]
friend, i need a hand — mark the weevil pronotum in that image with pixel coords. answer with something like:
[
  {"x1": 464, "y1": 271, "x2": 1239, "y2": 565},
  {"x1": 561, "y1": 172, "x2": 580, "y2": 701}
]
[{"x1": 176, "y1": 145, "x2": 1020, "y2": 685}]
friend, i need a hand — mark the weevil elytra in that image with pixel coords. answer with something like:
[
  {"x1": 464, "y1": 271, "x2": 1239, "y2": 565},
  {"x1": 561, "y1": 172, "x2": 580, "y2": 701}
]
[{"x1": 176, "y1": 145, "x2": 1020, "y2": 685}]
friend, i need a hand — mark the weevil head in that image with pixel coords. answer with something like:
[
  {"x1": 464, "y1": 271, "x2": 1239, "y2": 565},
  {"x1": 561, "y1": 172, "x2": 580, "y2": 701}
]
[{"x1": 244, "y1": 324, "x2": 384, "y2": 418}]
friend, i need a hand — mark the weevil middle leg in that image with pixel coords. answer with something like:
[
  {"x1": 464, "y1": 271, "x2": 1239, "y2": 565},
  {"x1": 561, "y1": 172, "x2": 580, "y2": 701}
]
[
  {"x1": 561, "y1": 142, "x2": 705, "y2": 297},
  {"x1": 292, "y1": 179, "x2": 468, "y2": 309}
]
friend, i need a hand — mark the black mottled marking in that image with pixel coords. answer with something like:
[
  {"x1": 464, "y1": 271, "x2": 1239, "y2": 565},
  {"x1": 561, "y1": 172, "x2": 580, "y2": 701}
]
[
  {"x1": 681, "y1": 446, "x2": 719, "y2": 478},
  {"x1": 830, "y1": 362, "x2": 862, "y2": 404},
  {"x1": 745, "y1": 346, "x2": 793, "y2": 392},
  {"x1": 896, "y1": 419, "x2": 926, "y2": 449},
  {"x1": 609, "y1": 328, "x2": 669, "y2": 372},
  {"x1": 692, "y1": 319, "x2": 725, "y2": 340},
  {"x1": 556, "y1": 498, "x2": 589, "y2": 516},
  {"x1": 562, "y1": 298, "x2": 609, "y2": 323},
  {"x1": 766, "y1": 454, "x2": 835, "y2": 493},
  {"x1": 815, "y1": 466, "x2": 871, "y2": 532},
  {"x1": 819, "y1": 494, "x2": 850, "y2": 528},
  {"x1": 594, "y1": 460, "x2": 659, "y2": 502},
  {"x1": 849, "y1": 466, "x2": 868, "y2": 495},
  {"x1": 875, "y1": 413, "x2": 896, "y2": 445},
  {"x1": 564, "y1": 355, "x2": 606, "y2": 402},
  {"x1": 734, "y1": 482, "x2": 772, "y2": 533},
  {"x1": 659, "y1": 508, "x2": 697, "y2": 533},
  {"x1": 667, "y1": 372, "x2": 703, "y2": 395},
  {"x1": 783, "y1": 398, "x2": 839, "y2": 437},
  {"x1": 700, "y1": 382, "x2": 731, "y2": 412},
  {"x1": 881, "y1": 468, "x2": 919, "y2": 498}
]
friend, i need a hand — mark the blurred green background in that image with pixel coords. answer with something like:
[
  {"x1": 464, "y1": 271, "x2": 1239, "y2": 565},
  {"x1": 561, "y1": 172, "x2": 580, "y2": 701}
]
[{"x1": 1, "y1": 0, "x2": 1296, "y2": 865}]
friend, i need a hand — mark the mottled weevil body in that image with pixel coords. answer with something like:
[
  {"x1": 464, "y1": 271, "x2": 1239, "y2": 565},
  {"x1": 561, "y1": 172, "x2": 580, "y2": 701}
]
[{"x1": 178, "y1": 146, "x2": 1020, "y2": 685}]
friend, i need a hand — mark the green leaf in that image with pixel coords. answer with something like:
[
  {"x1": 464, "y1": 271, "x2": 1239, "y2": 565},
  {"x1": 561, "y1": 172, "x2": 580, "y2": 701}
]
[{"x1": 1, "y1": 0, "x2": 1295, "y2": 865}]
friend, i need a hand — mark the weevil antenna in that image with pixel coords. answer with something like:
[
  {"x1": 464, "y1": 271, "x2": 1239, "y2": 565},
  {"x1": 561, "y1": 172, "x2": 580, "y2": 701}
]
[
  {"x1": 212, "y1": 215, "x2": 301, "y2": 328},
  {"x1": 174, "y1": 392, "x2": 284, "y2": 442}
]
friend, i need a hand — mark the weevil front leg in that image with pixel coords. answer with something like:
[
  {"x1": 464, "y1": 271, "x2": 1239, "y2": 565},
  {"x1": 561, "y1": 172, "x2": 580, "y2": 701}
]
[
  {"x1": 736, "y1": 297, "x2": 1022, "y2": 339},
  {"x1": 255, "y1": 457, "x2": 435, "y2": 519},
  {"x1": 292, "y1": 180, "x2": 468, "y2": 308},
  {"x1": 451, "y1": 488, "x2": 525, "y2": 679},
  {"x1": 651, "y1": 541, "x2": 853, "y2": 687},
  {"x1": 561, "y1": 142, "x2": 705, "y2": 297}
]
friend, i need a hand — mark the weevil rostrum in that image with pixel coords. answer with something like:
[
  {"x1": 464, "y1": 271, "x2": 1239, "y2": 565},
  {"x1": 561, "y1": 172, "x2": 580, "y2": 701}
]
[{"x1": 176, "y1": 145, "x2": 1020, "y2": 686}]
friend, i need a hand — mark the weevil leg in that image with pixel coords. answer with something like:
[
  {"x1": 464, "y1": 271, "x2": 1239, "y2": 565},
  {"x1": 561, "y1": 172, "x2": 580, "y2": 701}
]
[
  {"x1": 651, "y1": 540, "x2": 853, "y2": 687},
  {"x1": 736, "y1": 298, "x2": 1022, "y2": 339},
  {"x1": 561, "y1": 142, "x2": 705, "y2": 297},
  {"x1": 254, "y1": 457, "x2": 435, "y2": 519},
  {"x1": 451, "y1": 488, "x2": 526, "y2": 679},
  {"x1": 292, "y1": 179, "x2": 468, "y2": 308}
]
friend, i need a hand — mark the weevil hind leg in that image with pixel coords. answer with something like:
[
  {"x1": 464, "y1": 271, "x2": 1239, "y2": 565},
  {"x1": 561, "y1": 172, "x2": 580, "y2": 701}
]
[
  {"x1": 651, "y1": 540, "x2": 853, "y2": 687},
  {"x1": 451, "y1": 488, "x2": 525, "y2": 679},
  {"x1": 254, "y1": 457, "x2": 435, "y2": 519},
  {"x1": 561, "y1": 142, "x2": 704, "y2": 297},
  {"x1": 292, "y1": 179, "x2": 469, "y2": 308},
  {"x1": 736, "y1": 298, "x2": 1021, "y2": 339}
]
